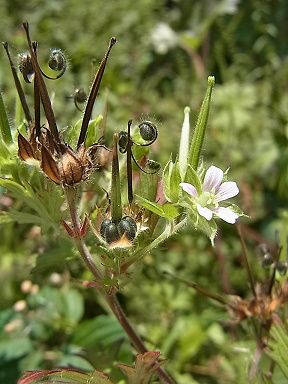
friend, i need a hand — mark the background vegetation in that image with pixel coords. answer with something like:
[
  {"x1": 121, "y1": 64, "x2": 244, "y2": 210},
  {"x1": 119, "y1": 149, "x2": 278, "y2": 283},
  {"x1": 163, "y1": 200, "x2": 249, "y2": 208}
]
[{"x1": 0, "y1": 0, "x2": 288, "y2": 383}]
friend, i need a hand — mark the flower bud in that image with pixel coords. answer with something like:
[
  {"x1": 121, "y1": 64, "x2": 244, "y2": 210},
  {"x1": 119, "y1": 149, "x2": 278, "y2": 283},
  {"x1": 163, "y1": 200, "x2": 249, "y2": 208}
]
[
  {"x1": 48, "y1": 49, "x2": 66, "y2": 71},
  {"x1": 18, "y1": 52, "x2": 34, "y2": 83},
  {"x1": 139, "y1": 121, "x2": 157, "y2": 142},
  {"x1": 118, "y1": 216, "x2": 137, "y2": 241}
]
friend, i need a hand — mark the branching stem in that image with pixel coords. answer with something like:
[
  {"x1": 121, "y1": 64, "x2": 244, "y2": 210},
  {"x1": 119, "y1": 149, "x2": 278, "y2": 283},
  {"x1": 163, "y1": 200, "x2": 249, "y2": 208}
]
[{"x1": 64, "y1": 186, "x2": 176, "y2": 384}]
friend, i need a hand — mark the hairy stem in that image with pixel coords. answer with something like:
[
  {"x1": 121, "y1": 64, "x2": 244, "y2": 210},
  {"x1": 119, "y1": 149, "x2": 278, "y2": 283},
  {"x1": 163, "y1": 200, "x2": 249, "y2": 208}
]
[{"x1": 65, "y1": 186, "x2": 176, "y2": 384}]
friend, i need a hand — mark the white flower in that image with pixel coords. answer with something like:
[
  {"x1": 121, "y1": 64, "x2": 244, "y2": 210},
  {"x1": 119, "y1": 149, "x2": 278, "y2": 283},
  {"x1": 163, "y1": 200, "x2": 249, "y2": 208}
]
[
  {"x1": 151, "y1": 23, "x2": 178, "y2": 54},
  {"x1": 180, "y1": 165, "x2": 239, "y2": 224}
]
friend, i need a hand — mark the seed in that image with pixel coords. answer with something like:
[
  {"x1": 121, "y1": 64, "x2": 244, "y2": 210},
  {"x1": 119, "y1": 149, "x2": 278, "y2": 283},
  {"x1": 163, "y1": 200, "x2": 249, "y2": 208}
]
[{"x1": 139, "y1": 121, "x2": 157, "y2": 142}]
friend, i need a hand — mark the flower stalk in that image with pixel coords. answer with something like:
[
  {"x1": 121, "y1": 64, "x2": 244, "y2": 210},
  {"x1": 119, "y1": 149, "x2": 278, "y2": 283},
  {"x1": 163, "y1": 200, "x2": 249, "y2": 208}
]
[
  {"x1": 65, "y1": 187, "x2": 175, "y2": 384},
  {"x1": 111, "y1": 133, "x2": 123, "y2": 223}
]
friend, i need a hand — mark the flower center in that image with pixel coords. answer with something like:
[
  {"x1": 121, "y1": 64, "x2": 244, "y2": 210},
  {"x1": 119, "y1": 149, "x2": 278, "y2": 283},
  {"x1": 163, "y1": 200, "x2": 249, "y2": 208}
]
[{"x1": 198, "y1": 191, "x2": 217, "y2": 209}]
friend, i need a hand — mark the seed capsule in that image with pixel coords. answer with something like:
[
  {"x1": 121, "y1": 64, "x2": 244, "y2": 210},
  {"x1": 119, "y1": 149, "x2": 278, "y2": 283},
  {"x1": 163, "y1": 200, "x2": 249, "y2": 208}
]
[
  {"x1": 48, "y1": 49, "x2": 66, "y2": 71},
  {"x1": 118, "y1": 216, "x2": 137, "y2": 241},
  {"x1": 58, "y1": 150, "x2": 84, "y2": 185},
  {"x1": 139, "y1": 121, "x2": 157, "y2": 142}
]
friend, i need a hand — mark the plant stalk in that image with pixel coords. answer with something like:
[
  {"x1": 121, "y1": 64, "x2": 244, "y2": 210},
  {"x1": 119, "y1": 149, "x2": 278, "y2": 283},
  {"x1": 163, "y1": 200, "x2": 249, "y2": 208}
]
[{"x1": 65, "y1": 186, "x2": 176, "y2": 384}]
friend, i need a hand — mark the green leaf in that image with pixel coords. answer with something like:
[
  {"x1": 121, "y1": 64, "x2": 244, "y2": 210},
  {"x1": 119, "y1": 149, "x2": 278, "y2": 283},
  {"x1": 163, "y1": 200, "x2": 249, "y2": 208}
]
[
  {"x1": 136, "y1": 195, "x2": 180, "y2": 219},
  {"x1": 0, "y1": 92, "x2": 12, "y2": 145},
  {"x1": 85, "y1": 115, "x2": 103, "y2": 147},
  {"x1": 62, "y1": 289, "x2": 84, "y2": 325},
  {"x1": 268, "y1": 323, "x2": 288, "y2": 379},
  {"x1": 0, "y1": 337, "x2": 32, "y2": 361},
  {"x1": 162, "y1": 158, "x2": 181, "y2": 203},
  {"x1": 189, "y1": 76, "x2": 215, "y2": 170},
  {"x1": 0, "y1": 178, "x2": 60, "y2": 230},
  {"x1": 72, "y1": 315, "x2": 126, "y2": 348}
]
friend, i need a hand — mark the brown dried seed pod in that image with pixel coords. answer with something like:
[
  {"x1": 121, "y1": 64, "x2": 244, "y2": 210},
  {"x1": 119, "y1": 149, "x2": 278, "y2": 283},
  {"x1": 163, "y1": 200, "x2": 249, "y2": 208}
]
[
  {"x1": 18, "y1": 132, "x2": 35, "y2": 161},
  {"x1": 58, "y1": 149, "x2": 84, "y2": 186},
  {"x1": 41, "y1": 146, "x2": 61, "y2": 184}
]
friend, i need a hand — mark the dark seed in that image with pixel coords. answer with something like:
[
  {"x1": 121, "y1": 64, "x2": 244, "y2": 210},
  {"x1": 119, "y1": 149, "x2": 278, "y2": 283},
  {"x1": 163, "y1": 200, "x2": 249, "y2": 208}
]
[
  {"x1": 104, "y1": 222, "x2": 120, "y2": 244},
  {"x1": 118, "y1": 131, "x2": 128, "y2": 153},
  {"x1": 276, "y1": 261, "x2": 287, "y2": 275},
  {"x1": 118, "y1": 216, "x2": 137, "y2": 241},
  {"x1": 139, "y1": 121, "x2": 157, "y2": 142},
  {"x1": 100, "y1": 218, "x2": 112, "y2": 238},
  {"x1": 49, "y1": 49, "x2": 66, "y2": 71},
  {"x1": 146, "y1": 159, "x2": 161, "y2": 172},
  {"x1": 261, "y1": 252, "x2": 274, "y2": 268}
]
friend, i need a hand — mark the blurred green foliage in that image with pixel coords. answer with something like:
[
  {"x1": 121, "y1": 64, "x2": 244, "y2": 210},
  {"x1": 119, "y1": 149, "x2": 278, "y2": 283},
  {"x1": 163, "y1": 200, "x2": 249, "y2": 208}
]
[{"x1": 0, "y1": 0, "x2": 288, "y2": 383}]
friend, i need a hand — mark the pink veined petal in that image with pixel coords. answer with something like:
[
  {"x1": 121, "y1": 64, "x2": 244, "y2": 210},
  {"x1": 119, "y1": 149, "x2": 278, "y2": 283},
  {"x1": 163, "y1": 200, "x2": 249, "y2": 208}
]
[
  {"x1": 215, "y1": 207, "x2": 239, "y2": 224},
  {"x1": 196, "y1": 204, "x2": 213, "y2": 220},
  {"x1": 215, "y1": 181, "x2": 239, "y2": 202},
  {"x1": 180, "y1": 183, "x2": 198, "y2": 197},
  {"x1": 203, "y1": 166, "x2": 223, "y2": 192}
]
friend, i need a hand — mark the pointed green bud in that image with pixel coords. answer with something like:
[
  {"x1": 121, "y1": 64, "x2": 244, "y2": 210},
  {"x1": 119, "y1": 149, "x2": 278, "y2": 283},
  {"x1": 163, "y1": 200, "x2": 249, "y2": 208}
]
[
  {"x1": 189, "y1": 76, "x2": 215, "y2": 170},
  {"x1": 178, "y1": 106, "x2": 190, "y2": 179}
]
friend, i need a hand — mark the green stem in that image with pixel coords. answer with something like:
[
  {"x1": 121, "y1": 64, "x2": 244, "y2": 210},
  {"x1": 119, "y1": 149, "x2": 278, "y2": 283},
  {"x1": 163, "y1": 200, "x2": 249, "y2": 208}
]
[
  {"x1": 65, "y1": 187, "x2": 176, "y2": 384},
  {"x1": 0, "y1": 91, "x2": 12, "y2": 145},
  {"x1": 188, "y1": 76, "x2": 215, "y2": 170},
  {"x1": 111, "y1": 133, "x2": 122, "y2": 222}
]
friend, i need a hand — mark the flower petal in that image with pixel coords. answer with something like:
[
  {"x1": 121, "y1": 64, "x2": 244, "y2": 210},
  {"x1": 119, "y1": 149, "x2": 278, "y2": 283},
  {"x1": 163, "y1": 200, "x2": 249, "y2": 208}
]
[
  {"x1": 215, "y1": 207, "x2": 239, "y2": 224},
  {"x1": 180, "y1": 182, "x2": 198, "y2": 197},
  {"x1": 215, "y1": 181, "x2": 239, "y2": 202},
  {"x1": 203, "y1": 166, "x2": 223, "y2": 192},
  {"x1": 196, "y1": 204, "x2": 213, "y2": 220}
]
